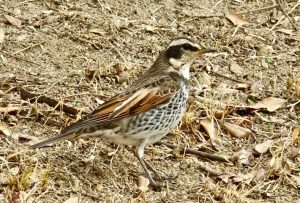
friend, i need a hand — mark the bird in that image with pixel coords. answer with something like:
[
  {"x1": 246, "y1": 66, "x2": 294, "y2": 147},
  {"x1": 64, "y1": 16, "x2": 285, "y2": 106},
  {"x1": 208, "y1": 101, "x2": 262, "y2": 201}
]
[{"x1": 30, "y1": 37, "x2": 216, "y2": 187}]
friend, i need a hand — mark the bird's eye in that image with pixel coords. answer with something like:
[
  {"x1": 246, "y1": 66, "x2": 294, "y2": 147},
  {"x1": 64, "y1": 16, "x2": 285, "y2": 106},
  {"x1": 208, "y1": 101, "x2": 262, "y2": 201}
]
[
  {"x1": 182, "y1": 43, "x2": 198, "y2": 51},
  {"x1": 182, "y1": 44, "x2": 192, "y2": 50}
]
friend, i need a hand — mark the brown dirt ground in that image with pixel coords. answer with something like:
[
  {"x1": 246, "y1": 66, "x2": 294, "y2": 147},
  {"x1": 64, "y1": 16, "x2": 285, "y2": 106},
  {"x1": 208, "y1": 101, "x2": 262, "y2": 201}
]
[{"x1": 1, "y1": 0, "x2": 300, "y2": 202}]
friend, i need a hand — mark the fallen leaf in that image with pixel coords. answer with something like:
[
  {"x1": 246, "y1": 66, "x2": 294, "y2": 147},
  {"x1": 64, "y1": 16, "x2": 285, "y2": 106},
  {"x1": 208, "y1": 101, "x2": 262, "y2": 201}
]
[
  {"x1": 238, "y1": 149, "x2": 251, "y2": 166},
  {"x1": 224, "y1": 122, "x2": 252, "y2": 138},
  {"x1": 229, "y1": 61, "x2": 244, "y2": 76},
  {"x1": 9, "y1": 167, "x2": 20, "y2": 176},
  {"x1": 225, "y1": 13, "x2": 248, "y2": 26},
  {"x1": 0, "y1": 73, "x2": 16, "y2": 82},
  {"x1": 252, "y1": 168, "x2": 266, "y2": 183},
  {"x1": 261, "y1": 58, "x2": 269, "y2": 69},
  {"x1": 138, "y1": 175, "x2": 149, "y2": 192},
  {"x1": 0, "y1": 173, "x2": 9, "y2": 185},
  {"x1": 16, "y1": 34, "x2": 27, "y2": 41},
  {"x1": 4, "y1": 15, "x2": 22, "y2": 28},
  {"x1": 17, "y1": 133, "x2": 39, "y2": 141},
  {"x1": 200, "y1": 117, "x2": 218, "y2": 139},
  {"x1": 290, "y1": 175, "x2": 300, "y2": 187},
  {"x1": 201, "y1": 117, "x2": 221, "y2": 150},
  {"x1": 289, "y1": 147, "x2": 300, "y2": 158},
  {"x1": 202, "y1": 72, "x2": 212, "y2": 87},
  {"x1": 0, "y1": 122, "x2": 11, "y2": 136},
  {"x1": 96, "y1": 184, "x2": 103, "y2": 192},
  {"x1": 218, "y1": 172, "x2": 236, "y2": 183},
  {"x1": 251, "y1": 97, "x2": 287, "y2": 112},
  {"x1": 292, "y1": 125, "x2": 300, "y2": 146},
  {"x1": 269, "y1": 157, "x2": 290, "y2": 175},
  {"x1": 250, "y1": 81, "x2": 263, "y2": 92},
  {"x1": 0, "y1": 28, "x2": 4, "y2": 43},
  {"x1": 235, "y1": 83, "x2": 250, "y2": 90},
  {"x1": 64, "y1": 197, "x2": 79, "y2": 203},
  {"x1": 254, "y1": 140, "x2": 273, "y2": 154},
  {"x1": 296, "y1": 80, "x2": 300, "y2": 98},
  {"x1": 0, "y1": 106, "x2": 21, "y2": 114},
  {"x1": 276, "y1": 28, "x2": 296, "y2": 35},
  {"x1": 216, "y1": 83, "x2": 239, "y2": 96},
  {"x1": 287, "y1": 76, "x2": 294, "y2": 90},
  {"x1": 233, "y1": 172, "x2": 255, "y2": 184},
  {"x1": 257, "y1": 45, "x2": 275, "y2": 56}
]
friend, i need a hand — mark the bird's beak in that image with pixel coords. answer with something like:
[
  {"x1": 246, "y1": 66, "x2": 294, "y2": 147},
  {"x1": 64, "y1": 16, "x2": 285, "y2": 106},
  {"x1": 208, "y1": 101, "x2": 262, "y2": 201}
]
[{"x1": 197, "y1": 48, "x2": 217, "y2": 55}]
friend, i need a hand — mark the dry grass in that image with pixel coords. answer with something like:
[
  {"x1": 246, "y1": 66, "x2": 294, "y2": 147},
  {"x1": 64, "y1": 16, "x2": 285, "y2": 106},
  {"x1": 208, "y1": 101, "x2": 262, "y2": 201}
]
[{"x1": 0, "y1": 0, "x2": 299, "y2": 202}]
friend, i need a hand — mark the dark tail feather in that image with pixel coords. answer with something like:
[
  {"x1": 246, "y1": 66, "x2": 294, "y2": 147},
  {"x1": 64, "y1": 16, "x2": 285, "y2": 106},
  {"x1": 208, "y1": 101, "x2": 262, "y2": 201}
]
[
  {"x1": 29, "y1": 131, "x2": 78, "y2": 149},
  {"x1": 29, "y1": 119, "x2": 94, "y2": 149}
]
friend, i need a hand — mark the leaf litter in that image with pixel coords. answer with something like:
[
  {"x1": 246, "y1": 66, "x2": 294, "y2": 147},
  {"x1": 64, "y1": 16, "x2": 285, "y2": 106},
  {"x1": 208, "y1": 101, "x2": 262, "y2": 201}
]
[{"x1": 0, "y1": 0, "x2": 299, "y2": 202}]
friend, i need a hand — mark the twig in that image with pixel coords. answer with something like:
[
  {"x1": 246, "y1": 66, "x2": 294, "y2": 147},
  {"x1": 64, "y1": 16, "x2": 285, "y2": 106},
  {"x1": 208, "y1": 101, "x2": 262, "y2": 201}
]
[
  {"x1": 211, "y1": 0, "x2": 223, "y2": 10},
  {"x1": 277, "y1": 0, "x2": 298, "y2": 31},
  {"x1": 110, "y1": 41, "x2": 130, "y2": 70},
  {"x1": 270, "y1": 1, "x2": 300, "y2": 31},
  {"x1": 12, "y1": 42, "x2": 45, "y2": 55},
  {"x1": 287, "y1": 100, "x2": 300, "y2": 112},
  {"x1": 19, "y1": 87, "x2": 87, "y2": 116},
  {"x1": 211, "y1": 70, "x2": 246, "y2": 84},
  {"x1": 198, "y1": 161, "x2": 223, "y2": 176},
  {"x1": 0, "y1": 8, "x2": 14, "y2": 15},
  {"x1": 156, "y1": 141, "x2": 230, "y2": 163},
  {"x1": 2, "y1": 51, "x2": 41, "y2": 66},
  {"x1": 237, "y1": 4, "x2": 278, "y2": 14}
]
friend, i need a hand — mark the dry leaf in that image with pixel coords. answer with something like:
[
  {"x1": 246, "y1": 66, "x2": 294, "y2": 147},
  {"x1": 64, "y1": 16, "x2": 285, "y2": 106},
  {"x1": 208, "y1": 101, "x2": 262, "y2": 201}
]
[
  {"x1": 289, "y1": 147, "x2": 300, "y2": 158},
  {"x1": 252, "y1": 168, "x2": 266, "y2": 183},
  {"x1": 96, "y1": 184, "x2": 103, "y2": 192},
  {"x1": 224, "y1": 122, "x2": 252, "y2": 138},
  {"x1": 251, "y1": 97, "x2": 287, "y2": 112},
  {"x1": 64, "y1": 197, "x2": 79, "y2": 203},
  {"x1": 216, "y1": 83, "x2": 238, "y2": 96},
  {"x1": 250, "y1": 81, "x2": 263, "y2": 92},
  {"x1": 254, "y1": 140, "x2": 273, "y2": 154},
  {"x1": 229, "y1": 61, "x2": 244, "y2": 76},
  {"x1": 225, "y1": 13, "x2": 248, "y2": 26},
  {"x1": 292, "y1": 125, "x2": 300, "y2": 146},
  {"x1": 9, "y1": 167, "x2": 20, "y2": 176},
  {"x1": 0, "y1": 122, "x2": 11, "y2": 136},
  {"x1": 202, "y1": 72, "x2": 211, "y2": 87},
  {"x1": 276, "y1": 28, "x2": 296, "y2": 35},
  {"x1": 238, "y1": 149, "x2": 251, "y2": 166},
  {"x1": 296, "y1": 80, "x2": 300, "y2": 98},
  {"x1": 201, "y1": 117, "x2": 222, "y2": 150},
  {"x1": 17, "y1": 133, "x2": 39, "y2": 141},
  {"x1": 0, "y1": 106, "x2": 21, "y2": 114},
  {"x1": 290, "y1": 175, "x2": 300, "y2": 187},
  {"x1": 287, "y1": 76, "x2": 294, "y2": 90},
  {"x1": 0, "y1": 28, "x2": 4, "y2": 43},
  {"x1": 138, "y1": 175, "x2": 149, "y2": 192},
  {"x1": 233, "y1": 172, "x2": 255, "y2": 184},
  {"x1": 200, "y1": 117, "x2": 218, "y2": 139},
  {"x1": 4, "y1": 15, "x2": 22, "y2": 28},
  {"x1": 235, "y1": 83, "x2": 250, "y2": 90}
]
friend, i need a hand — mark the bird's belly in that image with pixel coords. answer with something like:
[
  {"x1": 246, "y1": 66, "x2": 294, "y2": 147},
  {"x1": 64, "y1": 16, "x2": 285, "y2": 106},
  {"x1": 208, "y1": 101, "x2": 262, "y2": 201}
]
[
  {"x1": 80, "y1": 128, "x2": 141, "y2": 146},
  {"x1": 123, "y1": 88, "x2": 188, "y2": 142}
]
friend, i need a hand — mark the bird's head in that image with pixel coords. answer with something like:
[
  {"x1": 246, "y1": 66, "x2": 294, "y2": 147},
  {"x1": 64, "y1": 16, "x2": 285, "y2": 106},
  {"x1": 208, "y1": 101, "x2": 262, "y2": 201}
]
[{"x1": 161, "y1": 37, "x2": 216, "y2": 79}]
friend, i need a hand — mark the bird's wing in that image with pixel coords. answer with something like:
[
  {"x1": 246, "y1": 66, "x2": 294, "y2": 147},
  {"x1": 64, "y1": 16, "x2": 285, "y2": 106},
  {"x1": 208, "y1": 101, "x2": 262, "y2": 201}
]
[
  {"x1": 30, "y1": 73, "x2": 181, "y2": 149},
  {"x1": 88, "y1": 73, "x2": 180, "y2": 122}
]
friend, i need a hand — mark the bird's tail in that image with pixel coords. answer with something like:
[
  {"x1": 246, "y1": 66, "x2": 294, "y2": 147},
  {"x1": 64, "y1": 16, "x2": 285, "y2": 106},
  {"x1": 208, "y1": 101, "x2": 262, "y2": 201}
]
[{"x1": 29, "y1": 131, "x2": 79, "y2": 149}]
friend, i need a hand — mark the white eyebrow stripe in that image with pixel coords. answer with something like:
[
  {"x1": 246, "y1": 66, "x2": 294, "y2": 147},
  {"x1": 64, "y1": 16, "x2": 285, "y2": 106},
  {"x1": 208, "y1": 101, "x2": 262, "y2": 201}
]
[{"x1": 167, "y1": 38, "x2": 200, "y2": 49}]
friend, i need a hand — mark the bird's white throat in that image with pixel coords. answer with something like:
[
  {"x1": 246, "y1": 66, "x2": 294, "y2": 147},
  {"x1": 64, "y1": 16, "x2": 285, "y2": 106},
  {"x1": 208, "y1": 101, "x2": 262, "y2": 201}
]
[{"x1": 169, "y1": 58, "x2": 190, "y2": 80}]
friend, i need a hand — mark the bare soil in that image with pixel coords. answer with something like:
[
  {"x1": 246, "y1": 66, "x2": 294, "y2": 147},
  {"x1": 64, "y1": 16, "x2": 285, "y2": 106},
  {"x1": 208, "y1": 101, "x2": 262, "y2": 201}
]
[{"x1": 0, "y1": 0, "x2": 299, "y2": 202}]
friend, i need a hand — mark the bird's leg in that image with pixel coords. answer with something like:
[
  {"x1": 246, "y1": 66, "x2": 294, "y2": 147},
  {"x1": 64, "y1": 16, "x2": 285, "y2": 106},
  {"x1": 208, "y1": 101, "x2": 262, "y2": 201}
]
[
  {"x1": 135, "y1": 141, "x2": 162, "y2": 188},
  {"x1": 136, "y1": 155, "x2": 156, "y2": 186},
  {"x1": 143, "y1": 159, "x2": 177, "y2": 181}
]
